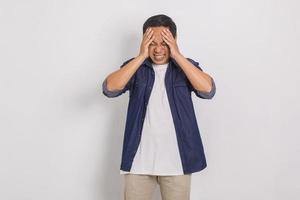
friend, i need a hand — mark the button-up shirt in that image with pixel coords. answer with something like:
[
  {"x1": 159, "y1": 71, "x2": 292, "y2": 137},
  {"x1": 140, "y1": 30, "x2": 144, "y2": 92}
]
[{"x1": 102, "y1": 57, "x2": 216, "y2": 174}]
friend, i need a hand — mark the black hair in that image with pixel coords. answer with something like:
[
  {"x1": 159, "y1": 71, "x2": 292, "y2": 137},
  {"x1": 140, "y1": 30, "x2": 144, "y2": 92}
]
[{"x1": 143, "y1": 14, "x2": 177, "y2": 38}]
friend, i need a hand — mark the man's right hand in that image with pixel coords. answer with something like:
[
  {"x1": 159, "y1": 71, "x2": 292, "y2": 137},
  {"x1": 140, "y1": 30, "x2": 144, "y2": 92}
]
[
  {"x1": 103, "y1": 28, "x2": 155, "y2": 94},
  {"x1": 139, "y1": 28, "x2": 155, "y2": 59}
]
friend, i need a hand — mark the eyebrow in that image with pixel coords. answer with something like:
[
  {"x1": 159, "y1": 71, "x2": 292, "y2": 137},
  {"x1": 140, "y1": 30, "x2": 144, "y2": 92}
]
[{"x1": 151, "y1": 41, "x2": 167, "y2": 44}]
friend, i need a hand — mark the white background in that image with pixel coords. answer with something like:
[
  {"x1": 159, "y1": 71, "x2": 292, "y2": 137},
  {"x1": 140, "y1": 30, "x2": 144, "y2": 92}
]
[{"x1": 1, "y1": 0, "x2": 299, "y2": 199}]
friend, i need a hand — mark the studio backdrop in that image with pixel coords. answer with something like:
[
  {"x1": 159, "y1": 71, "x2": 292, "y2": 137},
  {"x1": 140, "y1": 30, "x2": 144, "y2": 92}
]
[{"x1": 0, "y1": 0, "x2": 299, "y2": 199}]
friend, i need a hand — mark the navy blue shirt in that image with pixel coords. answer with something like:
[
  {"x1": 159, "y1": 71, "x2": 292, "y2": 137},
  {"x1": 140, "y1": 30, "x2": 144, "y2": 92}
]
[{"x1": 102, "y1": 57, "x2": 216, "y2": 174}]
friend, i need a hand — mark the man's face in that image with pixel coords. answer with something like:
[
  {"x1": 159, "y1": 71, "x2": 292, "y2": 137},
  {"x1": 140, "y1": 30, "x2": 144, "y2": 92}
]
[{"x1": 148, "y1": 26, "x2": 171, "y2": 65}]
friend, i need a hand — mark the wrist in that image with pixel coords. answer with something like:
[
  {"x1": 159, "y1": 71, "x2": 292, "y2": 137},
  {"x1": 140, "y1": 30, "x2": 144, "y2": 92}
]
[
  {"x1": 172, "y1": 51, "x2": 183, "y2": 60},
  {"x1": 138, "y1": 53, "x2": 147, "y2": 60}
]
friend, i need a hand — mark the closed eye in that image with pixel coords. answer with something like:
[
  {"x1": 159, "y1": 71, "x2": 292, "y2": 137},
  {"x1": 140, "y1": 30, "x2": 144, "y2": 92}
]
[{"x1": 150, "y1": 42, "x2": 167, "y2": 46}]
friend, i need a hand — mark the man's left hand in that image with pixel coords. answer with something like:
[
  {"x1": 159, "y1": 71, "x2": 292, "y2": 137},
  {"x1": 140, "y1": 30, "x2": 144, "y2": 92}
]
[{"x1": 161, "y1": 28, "x2": 181, "y2": 58}]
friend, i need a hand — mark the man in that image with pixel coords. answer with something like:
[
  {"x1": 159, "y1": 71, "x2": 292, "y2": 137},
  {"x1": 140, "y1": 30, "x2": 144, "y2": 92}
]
[{"x1": 102, "y1": 14, "x2": 216, "y2": 200}]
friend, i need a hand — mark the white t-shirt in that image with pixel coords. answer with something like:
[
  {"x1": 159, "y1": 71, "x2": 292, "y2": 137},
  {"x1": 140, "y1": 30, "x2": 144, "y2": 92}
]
[{"x1": 120, "y1": 62, "x2": 184, "y2": 176}]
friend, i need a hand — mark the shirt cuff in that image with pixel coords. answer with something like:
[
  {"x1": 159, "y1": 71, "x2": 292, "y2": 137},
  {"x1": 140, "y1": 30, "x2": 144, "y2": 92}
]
[
  {"x1": 194, "y1": 77, "x2": 216, "y2": 99},
  {"x1": 102, "y1": 78, "x2": 125, "y2": 98}
]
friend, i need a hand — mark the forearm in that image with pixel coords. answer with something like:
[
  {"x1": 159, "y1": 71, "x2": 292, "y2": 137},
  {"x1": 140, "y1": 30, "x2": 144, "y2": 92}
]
[
  {"x1": 106, "y1": 55, "x2": 146, "y2": 91},
  {"x1": 173, "y1": 53, "x2": 213, "y2": 93}
]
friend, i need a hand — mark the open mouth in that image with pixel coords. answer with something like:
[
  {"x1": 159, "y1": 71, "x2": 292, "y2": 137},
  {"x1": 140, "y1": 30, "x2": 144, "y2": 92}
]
[{"x1": 154, "y1": 54, "x2": 165, "y2": 59}]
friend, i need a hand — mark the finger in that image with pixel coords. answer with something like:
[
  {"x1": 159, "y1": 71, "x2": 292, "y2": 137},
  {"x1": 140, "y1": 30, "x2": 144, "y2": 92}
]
[
  {"x1": 144, "y1": 27, "x2": 151, "y2": 36},
  {"x1": 163, "y1": 29, "x2": 175, "y2": 41},
  {"x1": 142, "y1": 29, "x2": 151, "y2": 42},
  {"x1": 162, "y1": 36, "x2": 173, "y2": 48},
  {"x1": 146, "y1": 35, "x2": 155, "y2": 44},
  {"x1": 162, "y1": 35, "x2": 171, "y2": 46},
  {"x1": 161, "y1": 30, "x2": 168, "y2": 38},
  {"x1": 161, "y1": 32, "x2": 172, "y2": 43},
  {"x1": 144, "y1": 31, "x2": 153, "y2": 43},
  {"x1": 144, "y1": 30, "x2": 154, "y2": 42},
  {"x1": 165, "y1": 28, "x2": 173, "y2": 37},
  {"x1": 145, "y1": 28, "x2": 153, "y2": 38},
  {"x1": 145, "y1": 35, "x2": 155, "y2": 46},
  {"x1": 162, "y1": 29, "x2": 173, "y2": 39}
]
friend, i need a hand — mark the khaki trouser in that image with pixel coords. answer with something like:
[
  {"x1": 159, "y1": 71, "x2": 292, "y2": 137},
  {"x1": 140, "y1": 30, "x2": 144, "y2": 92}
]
[{"x1": 123, "y1": 174, "x2": 192, "y2": 200}]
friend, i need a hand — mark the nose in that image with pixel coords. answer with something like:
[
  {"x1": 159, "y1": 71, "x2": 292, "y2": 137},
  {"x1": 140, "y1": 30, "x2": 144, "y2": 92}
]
[{"x1": 154, "y1": 45, "x2": 163, "y2": 53}]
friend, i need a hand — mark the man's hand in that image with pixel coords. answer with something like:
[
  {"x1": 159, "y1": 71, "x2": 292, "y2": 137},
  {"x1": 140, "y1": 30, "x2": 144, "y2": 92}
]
[
  {"x1": 161, "y1": 28, "x2": 181, "y2": 58},
  {"x1": 139, "y1": 28, "x2": 155, "y2": 59}
]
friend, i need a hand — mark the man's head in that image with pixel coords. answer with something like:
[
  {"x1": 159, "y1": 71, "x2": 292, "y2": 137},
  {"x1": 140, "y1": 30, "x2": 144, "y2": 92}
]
[{"x1": 143, "y1": 14, "x2": 177, "y2": 65}]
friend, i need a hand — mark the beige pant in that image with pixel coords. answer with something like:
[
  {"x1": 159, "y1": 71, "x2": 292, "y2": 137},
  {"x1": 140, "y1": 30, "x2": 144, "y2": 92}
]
[{"x1": 123, "y1": 174, "x2": 192, "y2": 200}]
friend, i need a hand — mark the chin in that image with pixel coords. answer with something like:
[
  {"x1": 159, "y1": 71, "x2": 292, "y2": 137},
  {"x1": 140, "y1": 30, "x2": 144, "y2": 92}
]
[{"x1": 150, "y1": 57, "x2": 170, "y2": 65}]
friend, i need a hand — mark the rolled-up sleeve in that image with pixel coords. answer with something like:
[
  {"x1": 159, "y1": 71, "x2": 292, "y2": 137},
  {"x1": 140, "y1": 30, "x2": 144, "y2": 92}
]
[
  {"x1": 102, "y1": 77, "x2": 127, "y2": 98},
  {"x1": 102, "y1": 58, "x2": 135, "y2": 98},
  {"x1": 193, "y1": 77, "x2": 216, "y2": 99},
  {"x1": 187, "y1": 58, "x2": 216, "y2": 99}
]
